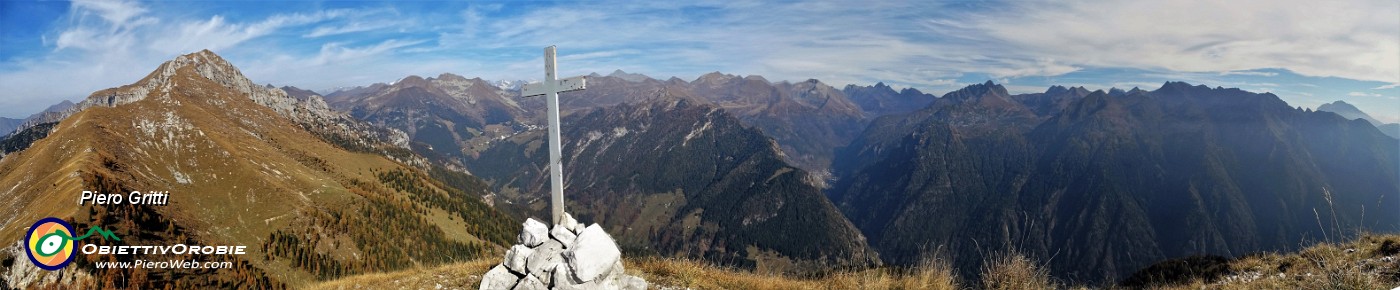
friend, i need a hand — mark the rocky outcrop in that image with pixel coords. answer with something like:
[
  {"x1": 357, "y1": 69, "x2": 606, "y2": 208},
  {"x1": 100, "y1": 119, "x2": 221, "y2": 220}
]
[{"x1": 480, "y1": 214, "x2": 646, "y2": 290}]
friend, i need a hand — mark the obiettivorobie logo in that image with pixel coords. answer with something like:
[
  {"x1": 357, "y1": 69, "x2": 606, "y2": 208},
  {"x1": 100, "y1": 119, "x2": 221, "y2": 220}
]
[
  {"x1": 24, "y1": 217, "x2": 120, "y2": 271},
  {"x1": 24, "y1": 216, "x2": 249, "y2": 271}
]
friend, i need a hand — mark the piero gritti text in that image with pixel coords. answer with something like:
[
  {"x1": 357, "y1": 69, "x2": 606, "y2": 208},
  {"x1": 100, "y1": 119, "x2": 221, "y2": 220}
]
[{"x1": 79, "y1": 190, "x2": 170, "y2": 205}]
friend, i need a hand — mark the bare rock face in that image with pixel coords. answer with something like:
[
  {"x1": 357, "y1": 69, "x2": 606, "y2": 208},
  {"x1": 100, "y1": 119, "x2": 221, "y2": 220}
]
[
  {"x1": 526, "y1": 239, "x2": 564, "y2": 275},
  {"x1": 479, "y1": 265, "x2": 518, "y2": 290},
  {"x1": 549, "y1": 225, "x2": 577, "y2": 247},
  {"x1": 518, "y1": 218, "x2": 549, "y2": 247},
  {"x1": 504, "y1": 245, "x2": 534, "y2": 274},
  {"x1": 563, "y1": 224, "x2": 622, "y2": 283},
  {"x1": 512, "y1": 274, "x2": 546, "y2": 290},
  {"x1": 560, "y1": 213, "x2": 581, "y2": 233},
  {"x1": 479, "y1": 214, "x2": 647, "y2": 290}
]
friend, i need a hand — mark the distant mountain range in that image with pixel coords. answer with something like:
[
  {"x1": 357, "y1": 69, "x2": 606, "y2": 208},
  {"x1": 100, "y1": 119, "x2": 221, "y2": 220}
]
[
  {"x1": 830, "y1": 81, "x2": 1398, "y2": 281},
  {"x1": 3, "y1": 49, "x2": 1396, "y2": 286},
  {"x1": 319, "y1": 69, "x2": 921, "y2": 186},
  {"x1": 0, "y1": 118, "x2": 20, "y2": 137},
  {"x1": 1317, "y1": 100, "x2": 1400, "y2": 139},
  {"x1": 321, "y1": 73, "x2": 531, "y2": 165},
  {"x1": 272, "y1": 69, "x2": 1400, "y2": 282}
]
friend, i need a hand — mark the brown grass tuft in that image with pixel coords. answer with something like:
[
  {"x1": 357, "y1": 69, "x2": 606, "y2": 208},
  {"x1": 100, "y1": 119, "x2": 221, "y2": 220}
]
[{"x1": 979, "y1": 252, "x2": 1055, "y2": 290}]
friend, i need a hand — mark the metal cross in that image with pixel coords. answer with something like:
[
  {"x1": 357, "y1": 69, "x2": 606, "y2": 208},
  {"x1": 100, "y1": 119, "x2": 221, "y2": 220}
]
[{"x1": 521, "y1": 45, "x2": 586, "y2": 225}]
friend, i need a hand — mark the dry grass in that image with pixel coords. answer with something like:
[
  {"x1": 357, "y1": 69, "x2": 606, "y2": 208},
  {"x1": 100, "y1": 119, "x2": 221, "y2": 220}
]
[
  {"x1": 307, "y1": 259, "x2": 497, "y2": 290},
  {"x1": 307, "y1": 234, "x2": 1400, "y2": 290},
  {"x1": 309, "y1": 255, "x2": 962, "y2": 290},
  {"x1": 1155, "y1": 234, "x2": 1400, "y2": 289},
  {"x1": 978, "y1": 252, "x2": 1056, "y2": 290},
  {"x1": 630, "y1": 256, "x2": 960, "y2": 290}
]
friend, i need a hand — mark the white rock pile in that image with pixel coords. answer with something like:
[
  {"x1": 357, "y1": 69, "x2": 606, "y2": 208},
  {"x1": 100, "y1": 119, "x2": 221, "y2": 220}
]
[{"x1": 479, "y1": 213, "x2": 647, "y2": 290}]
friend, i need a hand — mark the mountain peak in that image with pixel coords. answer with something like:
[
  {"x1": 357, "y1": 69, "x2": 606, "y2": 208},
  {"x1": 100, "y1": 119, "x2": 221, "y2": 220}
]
[
  {"x1": 743, "y1": 75, "x2": 770, "y2": 84},
  {"x1": 607, "y1": 69, "x2": 652, "y2": 82},
  {"x1": 1069, "y1": 86, "x2": 1092, "y2": 96},
  {"x1": 695, "y1": 71, "x2": 736, "y2": 83},
  {"x1": 943, "y1": 80, "x2": 1010, "y2": 101},
  {"x1": 396, "y1": 75, "x2": 431, "y2": 88},
  {"x1": 437, "y1": 73, "x2": 468, "y2": 81},
  {"x1": 12, "y1": 49, "x2": 345, "y2": 136},
  {"x1": 71, "y1": 49, "x2": 255, "y2": 111},
  {"x1": 1324, "y1": 100, "x2": 1357, "y2": 108},
  {"x1": 1159, "y1": 81, "x2": 1202, "y2": 91},
  {"x1": 1317, "y1": 100, "x2": 1383, "y2": 126}
]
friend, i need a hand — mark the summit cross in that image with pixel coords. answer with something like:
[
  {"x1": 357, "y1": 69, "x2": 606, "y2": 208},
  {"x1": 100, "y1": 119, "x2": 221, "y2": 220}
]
[{"x1": 521, "y1": 45, "x2": 587, "y2": 225}]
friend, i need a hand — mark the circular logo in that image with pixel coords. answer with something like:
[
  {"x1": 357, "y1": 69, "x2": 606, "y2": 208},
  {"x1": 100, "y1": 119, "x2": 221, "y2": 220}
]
[{"x1": 25, "y1": 217, "x2": 76, "y2": 270}]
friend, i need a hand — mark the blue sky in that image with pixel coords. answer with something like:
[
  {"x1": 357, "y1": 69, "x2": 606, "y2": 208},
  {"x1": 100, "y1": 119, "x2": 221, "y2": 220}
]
[{"x1": 0, "y1": 0, "x2": 1396, "y2": 122}]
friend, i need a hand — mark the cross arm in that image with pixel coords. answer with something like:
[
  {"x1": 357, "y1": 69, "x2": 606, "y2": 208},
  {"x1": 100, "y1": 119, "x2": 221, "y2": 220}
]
[{"x1": 521, "y1": 76, "x2": 588, "y2": 97}]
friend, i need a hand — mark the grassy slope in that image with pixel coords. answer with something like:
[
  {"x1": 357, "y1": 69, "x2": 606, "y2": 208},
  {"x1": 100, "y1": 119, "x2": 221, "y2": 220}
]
[
  {"x1": 1146, "y1": 234, "x2": 1400, "y2": 289},
  {"x1": 310, "y1": 234, "x2": 1400, "y2": 289},
  {"x1": 310, "y1": 256, "x2": 961, "y2": 290},
  {"x1": 0, "y1": 57, "x2": 516, "y2": 288}
]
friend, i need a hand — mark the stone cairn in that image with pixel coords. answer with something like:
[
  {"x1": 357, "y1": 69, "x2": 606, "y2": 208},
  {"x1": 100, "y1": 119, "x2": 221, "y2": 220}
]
[{"x1": 479, "y1": 213, "x2": 648, "y2": 290}]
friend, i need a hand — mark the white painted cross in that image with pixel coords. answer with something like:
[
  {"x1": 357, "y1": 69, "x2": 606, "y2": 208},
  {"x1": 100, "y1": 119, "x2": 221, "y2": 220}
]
[{"x1": 521, "y1": 45, "x2": 586, "y2": 225}]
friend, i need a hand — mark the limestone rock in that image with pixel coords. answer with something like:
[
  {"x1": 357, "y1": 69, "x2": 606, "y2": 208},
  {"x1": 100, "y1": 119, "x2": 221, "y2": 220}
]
[
  {"x1": 605, "y1": 260, "x2": 625, "y2": 281},
  {"x1": 619, "y1": 275, "x2": 648, "y2": 290},
  {"x1": 550, "y1": 224, "x2": 577, "y2": 247},
  {"x1": 561, "y1": 212, "x2": 581, "y2": 233},
  {"x1": 511, "y1": 274, "x2": 546, "y2": 290},
  {"x1": 551, "y1": 263, "x2": 581, "y2": 288},
  {"x1": 518, "y1": 218, "x2": 549, "y2": 247},
  {"x1": 504, "y1": 245, "x2": 534, "y2": 274},
  {"x1": 478, "y1": 265, "x2": 518, "y2": 290},
  {"x1": 564, "y1": 224, "x2": 622, "y2": 282},
  {"x1": 482, "y1": 214, "x2": 646, "y2": 290},
  {"x1": 526, "y1": 239, "x2": 564, "y2": 275}
]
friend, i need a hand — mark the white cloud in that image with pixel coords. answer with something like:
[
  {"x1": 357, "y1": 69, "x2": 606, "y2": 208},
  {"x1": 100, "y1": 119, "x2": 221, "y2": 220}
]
[
  {"x1": 1348, "y1": 91, "x2": 1383, "y2": 97},
  {"x1": 70, "y1": 0, "x2": 156, "y2": 30},
  {"x1": 150, "y1": 10, "x2": 345, "y2": 54},
  {"x1": 4, "y1": 0, "x2": 1397, "y2": 118},
  {"x1": 305, "y1": 21, "x2": 393, "y2": 38},
  {"x1": 1221, "y1": 71, "x2": 1279, "y2": 77},
  {"x1": 955, "y1": 0, "x2": 1398, "y2": 83},
  {"x1": 311, "y1": 39, "x2": 428, "y2": 65},
  {"x1": 0, "y1": 2, "x2": 363, "y2": 118}
]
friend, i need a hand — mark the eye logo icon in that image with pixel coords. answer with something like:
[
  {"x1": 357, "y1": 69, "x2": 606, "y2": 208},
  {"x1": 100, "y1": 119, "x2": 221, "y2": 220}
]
[{"x1": 26, "y1": 217, "x2": 76, "y2": 270}]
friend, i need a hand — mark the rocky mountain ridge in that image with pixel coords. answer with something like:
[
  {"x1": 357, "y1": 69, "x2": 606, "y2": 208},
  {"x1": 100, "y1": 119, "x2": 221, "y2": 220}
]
[
  {"x1": 3, "y1": 50, "x2": 409, "y2": 161},
  {"x1": 831, "y1": 81, "x2": 1399, "y2": 282},
  {"x1": 469, "y1": 96, "x2": 880, "y2": 274}
]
